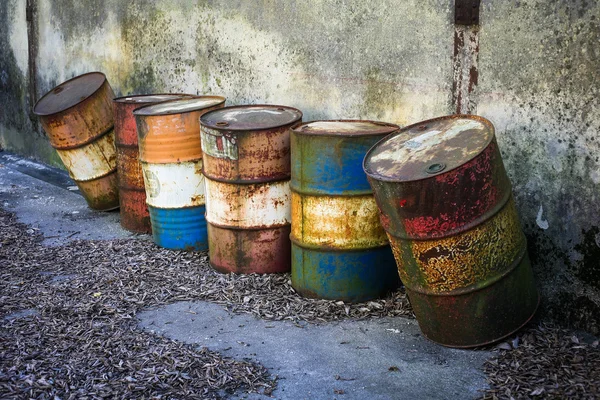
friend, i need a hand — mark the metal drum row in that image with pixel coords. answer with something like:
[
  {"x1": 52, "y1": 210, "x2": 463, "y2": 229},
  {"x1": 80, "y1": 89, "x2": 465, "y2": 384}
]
[{"x1": 34, "y1": 72, "x2": 538, "y2": 348}]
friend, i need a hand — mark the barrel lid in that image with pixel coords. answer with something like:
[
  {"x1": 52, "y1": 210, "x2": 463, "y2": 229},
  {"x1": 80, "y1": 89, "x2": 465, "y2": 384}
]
[
  {"x1": 293, "y1": 120, "x2": 399, "y2": 137},
  {"x1": 363, "y1": 115, "x2": 495, "y2": 182},
  {"x1": 133, "y1": 96, "x2": 226, "y2": 116},
  {"x1": 200, "y1": 105, "x2": 303, "y2": 131},
  {"x1": 113, "y1": 93, "x2": 194, "y2": 104},
  {"x1": 33, "y1": 72, "x2": 106, "y2": 116}
]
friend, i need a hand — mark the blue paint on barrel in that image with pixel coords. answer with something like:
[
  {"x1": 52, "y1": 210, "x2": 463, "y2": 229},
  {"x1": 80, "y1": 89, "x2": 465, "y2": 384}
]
[
  {"x1": 148, "y1": 205, "x2": 208, "y2": 251},
  {"x1": 291, "y1": 137, "x2": 376, "y2": 195},
  {"x1": 291, "y1": 243, "x2": 400, "y2": 302}
]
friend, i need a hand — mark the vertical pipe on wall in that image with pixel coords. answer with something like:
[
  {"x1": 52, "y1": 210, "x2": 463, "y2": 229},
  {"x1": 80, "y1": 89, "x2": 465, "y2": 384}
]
[
  {"x1": 452, "y1": 0, "x2": 480, "y2": 114},
  {"x1": 25, "y1": 0, "x2": 38, "y2": 121}
]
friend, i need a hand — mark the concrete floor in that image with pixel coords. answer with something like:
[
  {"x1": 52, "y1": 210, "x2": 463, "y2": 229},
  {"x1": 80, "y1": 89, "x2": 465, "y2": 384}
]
[{"x1": 0, "y1": 152, "x2": 492, "y2": 399}]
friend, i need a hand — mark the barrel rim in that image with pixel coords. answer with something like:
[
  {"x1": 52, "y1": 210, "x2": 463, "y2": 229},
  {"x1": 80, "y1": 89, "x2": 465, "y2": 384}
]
[
  {"x1": 290, "y1": 235, "x2": 390, "y2": 252},
  {"x1": 200, "y1": 104, "x2": 303, "y2": 131},
  {"x1": 132, "y1": 96, "x2": 226, "y2": 116},
  {"x1": 113, "y1": 93, "x2": 197, "y2": 104},
  {"x1": 33, "y1": 71, "x2": 107, "y2": 117},
  {"x1": 202, "y1": 168, "x2": 291, "y2": 184},
  {"x1": 363, "y1": 114, "x2": 495, "y2": 183},
  {"x1": 291, "y1": 119, "x2": 400, "y2": 137}
]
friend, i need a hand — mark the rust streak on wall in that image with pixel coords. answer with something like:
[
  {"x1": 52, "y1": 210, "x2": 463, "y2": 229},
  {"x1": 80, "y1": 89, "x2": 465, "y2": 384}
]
[{"x1": 452, "y1": 25, "x2": 480, "y2": 114}]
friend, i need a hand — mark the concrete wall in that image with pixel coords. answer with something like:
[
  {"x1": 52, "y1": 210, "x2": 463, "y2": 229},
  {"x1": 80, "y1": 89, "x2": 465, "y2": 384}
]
[
  {"x1": 477, "y1": 0, "x2": 600, "y2": 334},
  {"x1": 1, "y1": 0, "x2": 599, "y2": 333}
]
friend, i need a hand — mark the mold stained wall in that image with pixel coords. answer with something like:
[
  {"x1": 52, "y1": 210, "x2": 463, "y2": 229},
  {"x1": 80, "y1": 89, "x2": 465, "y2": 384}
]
[
  {"x1": 34, "y1": 0, "x2": 453, "y2": 124},
  {"x1": 477, "y1": 0, "x2": 600, "y2": 333},
  {"x1": 0, "y1": 0, "x2": 599, "y2": 333},
  {"x1": 0, "y1": 0, "x2": 61, "y2": 165}
]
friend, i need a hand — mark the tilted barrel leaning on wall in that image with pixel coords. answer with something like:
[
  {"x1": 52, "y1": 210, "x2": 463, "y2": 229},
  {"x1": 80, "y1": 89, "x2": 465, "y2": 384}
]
[
  {"x1": 363, "y1": 115, "x2": 539, "y2": 348},
  {"x1": 290, "y1": 120, "x2": 401, "y2": 302},
  {"x1": 200, "y1": 105, "x2": 303, "y2": 274},
  {"x1": 134, "y1": 97, "x2": 226, "y2": 250},
  {"x1": 113, "y1": 94, "x2": 194, "y2": 233},
  {"x1": 33, "y1": 72, "x2": 119, "y2": 210}
]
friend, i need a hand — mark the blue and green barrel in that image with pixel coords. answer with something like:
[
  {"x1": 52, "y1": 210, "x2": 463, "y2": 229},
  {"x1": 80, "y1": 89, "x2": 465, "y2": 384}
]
[{"x1": 290, "y1": 120, "x2": 401, "y2": 302}]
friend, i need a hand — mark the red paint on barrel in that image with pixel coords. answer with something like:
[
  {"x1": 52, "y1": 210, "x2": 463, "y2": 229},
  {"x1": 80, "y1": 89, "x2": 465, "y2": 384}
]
[{"x1": 113, "y1": 94, "x2": 194, "y2": 232}]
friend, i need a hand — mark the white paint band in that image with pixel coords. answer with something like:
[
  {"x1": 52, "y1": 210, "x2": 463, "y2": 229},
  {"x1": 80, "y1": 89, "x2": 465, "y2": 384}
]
[
  {"x1": 55, "y1": 130, "x2": 117, "y2": 181},
  {"x1": 141, "y1": 160, "x2": 206, "y2": 208},
  {"x1": 205, "y1": 178, "x2": 291, "y2": 228}
]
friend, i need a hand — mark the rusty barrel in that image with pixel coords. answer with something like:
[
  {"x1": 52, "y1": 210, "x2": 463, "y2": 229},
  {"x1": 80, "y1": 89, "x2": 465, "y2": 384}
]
[
  {"x1": 290, "y1": 121, "x2": 401, "y2": 302},
  {"x1": 113, "y1": 94, "x2": 194, "y2": 233},
  {"x1": 200, "y1": 105, "x2": 303, "y2": 274},
  {"x1": 134, "y1": 96, "x2": 226, "y2": 250},
  {"x1": 363, "y1": 115, "x2": 539, "y2": 348},
  {"x1": 33, "y1": 72, "x2": 119, "y2": 210}
]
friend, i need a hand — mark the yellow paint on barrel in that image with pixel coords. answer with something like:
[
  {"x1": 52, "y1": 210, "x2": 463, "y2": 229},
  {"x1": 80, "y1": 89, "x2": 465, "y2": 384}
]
[
  {"x1": 291, "y1": 192, "x2": 388, "y2": 249},
  {"x1": 389, "y1": 197, "x2": 525, "y2": 293}
]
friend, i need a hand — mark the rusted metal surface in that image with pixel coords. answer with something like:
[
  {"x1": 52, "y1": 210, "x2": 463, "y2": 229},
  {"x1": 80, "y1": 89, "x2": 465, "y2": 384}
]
[
  {"x1": 364, "y1": 115, "x2": 510, "y2": 239},
  {"x1": 452, "y1": 24, "x2": 480, "y2": 114},
  {"x1": 134, "y1": 97, "x2": 226, "y2": 250},
  {"x1": 200, "y1": 105, "x2": 302, "y2": 274},
  {"x1": 290, "y1": 120, "x2": 400, "y2": 302},
  {"x1": 364, "y1": 115, "x2": 538, "y2": 347},
  {"x1": 26, "y1": 0, "x2": 38, "y2": 121},
  {"x1": 136, "y1": 97, "x2": 225, "y2": 164},
  {"x1": 291, "y1": 193, "x2": 387, "y2": 249},
  {"x1": 455, "y1": 0, "x2": 481, "y2": 25},
  {"x1": 205, "y1": 179, "x2": 290, "y2": 228},
  {"x1": 200, "y1": 105, "x2": 302, "y2": 183},
  {"x1": 207, "y1": 224, "x2": 292, "y2": 274},
  {"x1": 33, "y1": 72, "x2": 119, "y2": 210},
  {"x1": 113, "y1": 94, "x2": 193, "y2": 233},
  {"x1": 389, "y1": 198, "x2": 525, "y2": 293}
]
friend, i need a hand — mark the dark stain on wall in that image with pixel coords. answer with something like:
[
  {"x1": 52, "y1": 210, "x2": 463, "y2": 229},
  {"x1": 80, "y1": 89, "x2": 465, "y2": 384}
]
[
  {"x1": 0, "y1": 2, "x2": 30, "y2": 137},
  {"x1": 573, "y1": 227, "x2": 600, "y2": 291}
]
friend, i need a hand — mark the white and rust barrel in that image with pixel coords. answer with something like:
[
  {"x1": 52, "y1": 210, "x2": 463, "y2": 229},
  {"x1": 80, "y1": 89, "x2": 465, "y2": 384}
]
[
  {"x1": 134, "y1": 97, "x2": 226, "y2": 250},
  {"x1": 200, "y1": 105, "x2": 303, "y2": 274},
  {"x1": 34, "y1": 72, "x2": 119, "y2": 210}
]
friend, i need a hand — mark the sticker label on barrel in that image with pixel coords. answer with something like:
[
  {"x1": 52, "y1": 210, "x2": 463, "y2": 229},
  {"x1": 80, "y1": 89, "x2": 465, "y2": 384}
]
[
  {"x1": 143, "y1": 168, "x2": 160, "y2": 198},
  {"x1": 201, "y1": 126, "x2": 238, "y2": 160}
]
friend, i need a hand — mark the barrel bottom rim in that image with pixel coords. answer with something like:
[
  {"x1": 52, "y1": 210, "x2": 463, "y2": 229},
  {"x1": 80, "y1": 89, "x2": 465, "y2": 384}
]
[
  {"x1": 419, "y1": 293, "x2": 540, "y2": 349},
  {"x1": 92, "y1": 205, "x2": 120, "y2": 212},
  {"x1": 291, "y1": 282, "x2": 393, "y2": 304},
  {"x1": 119, "y1": 222, "x2": 152, "y2": 234}
]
